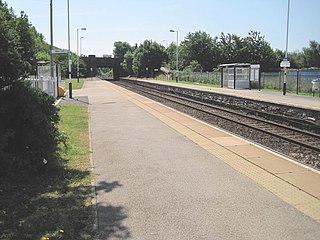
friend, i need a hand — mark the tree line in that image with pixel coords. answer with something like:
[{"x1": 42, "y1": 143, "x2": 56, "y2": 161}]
[
  {"x1": 114, "y1": 31, "x2": 320, "y2": 77},
  {"x1": 0, "y1": 1, "x2": 65, "y2": 180}
]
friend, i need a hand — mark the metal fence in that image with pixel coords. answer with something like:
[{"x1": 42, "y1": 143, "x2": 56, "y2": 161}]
[
  {"x1": 174, "y1": 69, "x2": 320, "y2": 96},
  {"x1": 261, "y1": 69, "x2": 320, "y2": 95},
  {"x1": 178, "y1": 71, "x2": 221, "y2": 85},
  {"x1": 26, "y1": 65, "x2": 63, "y2": 97}
]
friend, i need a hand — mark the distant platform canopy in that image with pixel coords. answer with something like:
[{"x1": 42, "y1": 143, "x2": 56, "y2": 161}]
[{"x1": 219, "y1": 63, "x2": 260, "y2": 90}]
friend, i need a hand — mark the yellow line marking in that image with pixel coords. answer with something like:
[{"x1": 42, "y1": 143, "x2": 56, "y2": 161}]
[{"x1": 109, "y1": 81, "x2": 320, "y2": 223}]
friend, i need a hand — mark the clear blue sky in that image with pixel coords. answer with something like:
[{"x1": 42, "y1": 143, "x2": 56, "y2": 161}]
[{"x1": 4, "y1": 0, "x2": 320, "y2": 57}]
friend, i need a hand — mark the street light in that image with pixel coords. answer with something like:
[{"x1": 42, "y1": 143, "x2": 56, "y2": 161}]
[
  {"x1": 50, "y1": 0, "x2": 53, "y2": 81},
  {"x1": 80, "y1": 37, "x2": 84, "y2": 56},
  {"x1": 67, "y1": 0, "x2": 71, "y2": 80},
  {"x1": 77, "y1": 27, "x2": 86, "y2": 83},
  {"x1": 283, "y1": 0, "x2": 291, "y2": 95},
  {"x1": 170, "y1": 29, "x2": 179, "y2": 82}
]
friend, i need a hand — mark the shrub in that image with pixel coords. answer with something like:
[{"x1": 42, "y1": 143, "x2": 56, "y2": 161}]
[{"x1": 0, "y1": 81, "x2": 65, "y2": 181}]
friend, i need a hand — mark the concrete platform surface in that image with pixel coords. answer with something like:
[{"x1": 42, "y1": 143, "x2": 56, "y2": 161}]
[{"x1": 75, "y1": 78, "x2": 320, "y2": 240}]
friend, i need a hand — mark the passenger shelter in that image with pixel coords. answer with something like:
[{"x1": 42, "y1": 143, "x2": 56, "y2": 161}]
[{"x1": 219, "y1": 63, "x2": 260, "y2": 90}]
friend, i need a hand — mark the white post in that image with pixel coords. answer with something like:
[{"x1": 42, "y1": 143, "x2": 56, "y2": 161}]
[{"x1": 77, "y1": 28, "x2": 86, "y2": 83}]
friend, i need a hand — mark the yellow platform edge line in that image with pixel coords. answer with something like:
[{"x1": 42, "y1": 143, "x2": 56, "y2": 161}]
[{"x1": 109, "y1": 82, "x2": 320, "y2": 223}]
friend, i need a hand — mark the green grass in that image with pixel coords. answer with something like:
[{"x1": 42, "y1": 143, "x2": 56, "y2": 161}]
[
  {"x1": 58, "y1": 105, "x2": 92, "y2": 185},
  {"x1": 154, "y1": 73, "x2": 221, "y2": 88},
  {"x1": 66, "y1": 79, "x2": 85, "y2": 89},
  {"x1": 168, "y1": 79, "x2": 221, "y2": 88},
  {"x1": 0, "y1": 104, "x2": 95, "y2": 240}
]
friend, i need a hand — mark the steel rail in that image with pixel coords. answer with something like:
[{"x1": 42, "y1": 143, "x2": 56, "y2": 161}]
[{"x1": 117, "y1": 81, "x2": 320, "y2": 154}]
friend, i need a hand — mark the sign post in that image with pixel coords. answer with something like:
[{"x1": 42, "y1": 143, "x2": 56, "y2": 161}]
[
  {"x1": 280, "y1": 59, "x2": 290, "y2": 95},
  {"x1": 51, "y1": 50, "x2": 68, "y2": 98},
  {"x1": 282, "y1": 0, "x2": 291, "y2": 95}
]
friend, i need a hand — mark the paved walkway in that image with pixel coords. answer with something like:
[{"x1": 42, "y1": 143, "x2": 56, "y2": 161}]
[{"x1": 76, "y1": 78, "x2": 320, "y2": 239}]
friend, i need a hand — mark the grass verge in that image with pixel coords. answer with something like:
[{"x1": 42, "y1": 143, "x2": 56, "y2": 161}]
[
  {"x1": 0, "y1": 104, "x2": 95, "y2": 240},
  {"x1": 66, "y1": 79, "x2": 85, "y2": 89},
  {"x1": 162, "y1": 79, "x2": 221, "y2": 88}
]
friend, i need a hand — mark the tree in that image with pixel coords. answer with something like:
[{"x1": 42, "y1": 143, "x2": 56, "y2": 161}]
[
  {"x1": 0, "y1": 2, "x2": 53, "y2": 84},
  {"x1": 0, "y1": 2, "x2": 67, "y2": 181},
  {"x1": 113, "y1": 41, "x2": 132, "y2": 61},
  {"x1": 123, "y1": 50, "x2": 134, "y2": 75},
  {"x1": 132, "y1": 40, "x2": 167, "y2": 77},
  {"x1": 302, "y1": 40, "x2": 320, "y2": 68},
  {"x1": 288, "y1": 51, "x2": 304, "y2": 69},
  {"x1": 218, "y1": 33, "x2": 246, "y2": 64},
  {"x1": 0, "y1": 81, "x2": 64, "y2": 180},
  {"x1": 32, "y1": 27, "x2": 50, "y2": 62},
  {"x1": 184, "y1": 60, "x2": 203, "y2": 72},
  {"x1": 243, "y1": 31, "x2": 276, "y2": 71},
  {"x1": 179, "y1": 31, "x2": 218, "y2": 71},
  {"x1": 0, "y1": 1, "x2": 23, "y2": 87},
  {"x1": 16, "y1": 11, "x2": 37, "y2": 75},
  {"x1": 166, "y1": 42, "x2": 177, "y2": 70}
]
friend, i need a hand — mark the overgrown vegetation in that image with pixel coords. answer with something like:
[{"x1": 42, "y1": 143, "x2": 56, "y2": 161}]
[
  {"x1": 1, "y1": 2, "x2": 94, "y2": 238},
  {"x1": 0, "y1": 104, "x2": 95, "y2": 240},
  {"x1": 0, "y1": 82, "x2": 64, "y2": 180}
]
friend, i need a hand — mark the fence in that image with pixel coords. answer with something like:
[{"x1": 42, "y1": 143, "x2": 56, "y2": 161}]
[
  {"x1": 261, "y1": 69, "x2": 320, "y2": 95},
  {"x1": 173, "y1": 69, "x2": 320, "y2": 96},
  {"x1": 26, "y1": 65, "x2": 63, "y2": 98},
  {"x1": 178, "y1": 71, "x2": 221, "y2": 85}
]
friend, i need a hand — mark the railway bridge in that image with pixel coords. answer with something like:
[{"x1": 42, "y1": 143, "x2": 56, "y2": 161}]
[{"x1": 82, "y1": 55, "x2": 121, "y2": 80}]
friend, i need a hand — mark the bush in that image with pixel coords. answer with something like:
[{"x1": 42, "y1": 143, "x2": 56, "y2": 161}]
[{"x1": 0, "y1": 81, "x2": 65, "y2": 180}]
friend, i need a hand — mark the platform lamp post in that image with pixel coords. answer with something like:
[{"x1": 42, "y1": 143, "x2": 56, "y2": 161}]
[
  {"x1": 77, "y1": 28, "x2": 86, "y2": 83},
  {"x1": 50, "y1": 0, "x2": 54, "y2": 82},
  {"x1": 80, "y1": 37, "x2": 84, "y2": 56},
  {"x1": 283, "y1": 0, "x2": 291, "y2": 95},
  {"x1": 67, "y1": 0, "x2": 72, "y2": 81},
  {"x1": 169, "y1": 29, "x2": 179, "y2": 82}
]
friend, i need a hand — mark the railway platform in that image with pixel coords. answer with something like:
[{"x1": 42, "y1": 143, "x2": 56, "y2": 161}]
[
  {"x1": 124, "y1": 77, "x2": 320, "y2": 111},
  {"x1": 75, "y1": 78, "x2": 320, "y2": 239}
]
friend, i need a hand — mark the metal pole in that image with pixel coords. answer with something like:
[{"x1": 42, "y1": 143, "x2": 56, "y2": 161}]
[
  {"x1": 69, "y1": 82, "x2": 72, "y2": 98},
  {"x1": 77, "y1": 28, "x2": 79, "y2": 83},
  {"x1": 170, "y1": 29, "x2": 179, "y2": 82},
  {"x1": 77, "y1": 28, "x2": 86, "y2": 83},
  {"x1": 176, "y1": 30, "x2": 179, "y2": 82},
  {"x1": 296, "y1": 70, "x2": 299, "y2": 94},
  {"x1": 285, "y1": 0, "x2": 290, "y2": 59},
  {"x1": 80, "y1": 37, "x2": 84, "y2": 56},
  {"x1": 283, "y1": 0, "x2": 290, "y2": 95},
  {"x1": 258, "y1": 70, "x2": 261, "y2": 91},
  {"x1": 220, "y1": 67, "x2": 223, "y2": 88},
  {"x1": 56, "y1": 64, "x2": 59, "y2": 98},
  {"x1": 50, "y1": 0, "x2": 54, "y2": 82},
  {"x1": 233, "y1": 66, "x2": 236, "y2": 89},
  {"x1": 67, "y1": 0, "x2": 71, "y2": 80}
]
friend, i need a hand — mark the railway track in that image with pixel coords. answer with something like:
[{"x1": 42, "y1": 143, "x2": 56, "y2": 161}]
[{"x1": 114, "y1": 79, "x2": 320, "y2": 170}]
